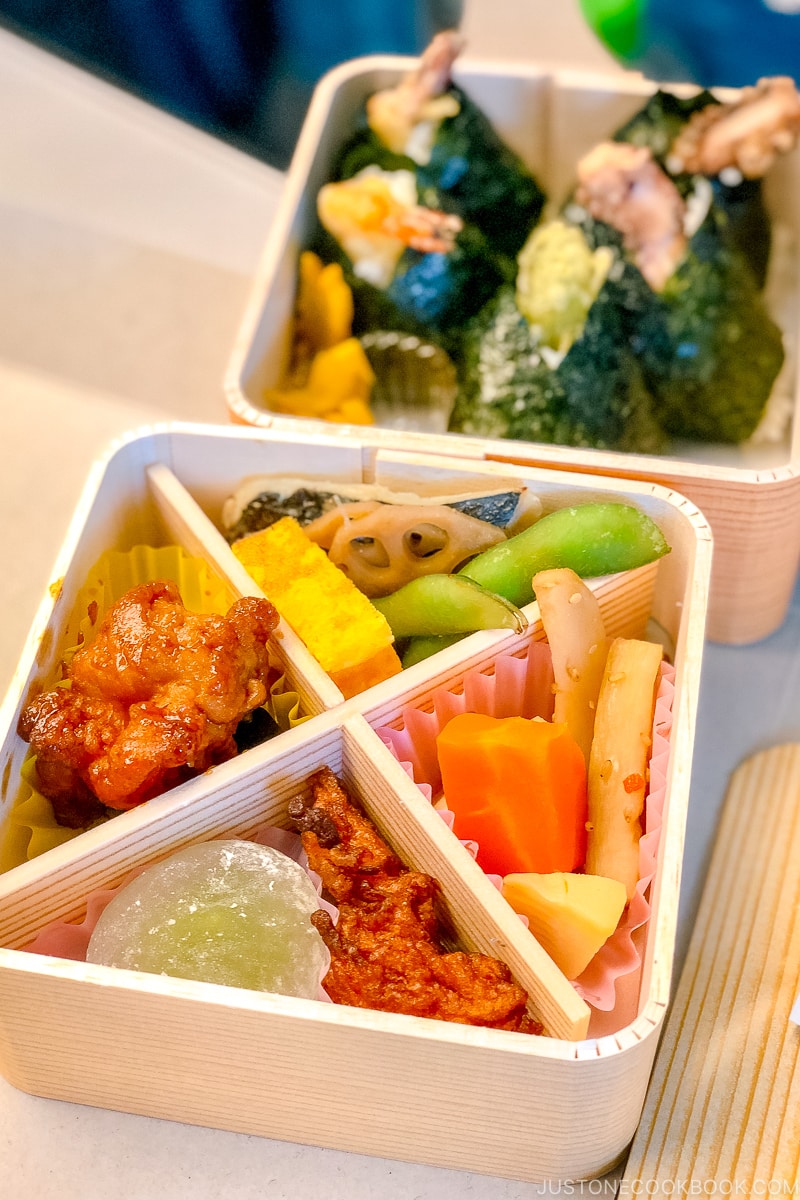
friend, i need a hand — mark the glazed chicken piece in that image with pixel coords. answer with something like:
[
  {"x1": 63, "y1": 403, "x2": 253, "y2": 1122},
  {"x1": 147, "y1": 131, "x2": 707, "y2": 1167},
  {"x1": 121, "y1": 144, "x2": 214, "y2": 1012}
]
[
  {"x1": 18, "y1": 581, "x2": 279, "y2": 826},
  {"x1": 575, "y1": 141, "x2": 687, "y2": 291},
  {"x1": 366, "y1": 29, "x2": 464, "y2": 157},
  {"x1": 288, "y1": 767, "x2": 540, "y2": 1033},
  {"x1": 669, "y1": 76, "x2": 800, "y2": 180}
]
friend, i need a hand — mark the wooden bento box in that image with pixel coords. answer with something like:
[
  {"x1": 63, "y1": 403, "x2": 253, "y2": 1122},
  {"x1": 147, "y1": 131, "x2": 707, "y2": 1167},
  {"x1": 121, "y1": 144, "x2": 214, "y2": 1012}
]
[
  {"x1": 0, "y1": 425, "x2": 711, "y2": 1183},
  {"x1": 225, "y1": 55, "x2": 800, "y2": 648}
]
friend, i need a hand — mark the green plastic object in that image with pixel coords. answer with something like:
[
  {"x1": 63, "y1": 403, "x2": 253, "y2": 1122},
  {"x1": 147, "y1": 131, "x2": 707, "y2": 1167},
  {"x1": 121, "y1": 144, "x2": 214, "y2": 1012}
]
[{"x1": 579, "y1": 0, "x2": 644, "y2": 61}]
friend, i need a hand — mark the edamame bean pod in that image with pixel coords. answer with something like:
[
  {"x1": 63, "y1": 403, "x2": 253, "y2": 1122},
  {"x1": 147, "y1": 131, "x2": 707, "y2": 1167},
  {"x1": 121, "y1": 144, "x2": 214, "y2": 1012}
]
[
  {"x1": 371, "y1": 575, "x2": 527, "y2": 640},
  {"x1": 459, "y1": 502, "x2": 670, "y2": 608},
  {"x1": 401, "y1": 634, "x2": 465, "y2": 669}
]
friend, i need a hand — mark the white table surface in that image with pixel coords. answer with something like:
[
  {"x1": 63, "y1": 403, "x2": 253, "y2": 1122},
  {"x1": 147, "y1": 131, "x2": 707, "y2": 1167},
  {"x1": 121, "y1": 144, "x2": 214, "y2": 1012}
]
[{"x1": 1, "y1": 16, "x2": 799, "y2": 1199}]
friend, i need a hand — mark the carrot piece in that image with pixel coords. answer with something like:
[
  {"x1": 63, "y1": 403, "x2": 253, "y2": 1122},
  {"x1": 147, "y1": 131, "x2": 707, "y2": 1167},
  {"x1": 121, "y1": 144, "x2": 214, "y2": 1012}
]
[{"x1": 436, "y1": 713, "x2": 588, "y2": 877}]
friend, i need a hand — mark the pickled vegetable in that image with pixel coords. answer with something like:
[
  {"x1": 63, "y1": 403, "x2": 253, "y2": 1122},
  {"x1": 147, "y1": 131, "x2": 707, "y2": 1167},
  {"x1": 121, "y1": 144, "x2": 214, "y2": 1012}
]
[
  {"x1": 586, "y1": 637, "x2": 663, "y2": 901},
  {"x1": 501, "y1": 871, "x2": 627, "y2": 980},
  {"x1": 265, "y1": 337, "x2": 375, "y2": 425},
  {"x1": 437, "y1": 713, "x2": 588, "y2": 876},
  {"x1": 265, "y1": 251, "x2": 377, "y2": 425},
  {"x1": 531, "y1": 567, "x2": 609, "y2": 766}
]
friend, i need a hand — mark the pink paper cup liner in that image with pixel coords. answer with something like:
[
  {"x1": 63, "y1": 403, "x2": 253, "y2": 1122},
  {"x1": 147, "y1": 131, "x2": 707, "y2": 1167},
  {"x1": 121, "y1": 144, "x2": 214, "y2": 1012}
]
[
  {"x1": 22, "y1": 825, "x2": 336, "y2": 1004},
  {"x1": 0, "y1": 546, "x2": 306, "y2": 873},
  {"x1": 374, "y1": 638, "x2": 675, "y2": 1015}
]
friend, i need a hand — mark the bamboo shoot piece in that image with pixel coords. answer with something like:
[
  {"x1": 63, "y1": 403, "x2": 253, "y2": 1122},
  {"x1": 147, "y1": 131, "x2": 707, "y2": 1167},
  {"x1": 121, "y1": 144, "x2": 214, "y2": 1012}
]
[
  {"x1": 532, "y1": 567, "x2": 609, "y2": 766},
  {"x1": 586, "y1": 637, "x2": 663, "y2": 901}
]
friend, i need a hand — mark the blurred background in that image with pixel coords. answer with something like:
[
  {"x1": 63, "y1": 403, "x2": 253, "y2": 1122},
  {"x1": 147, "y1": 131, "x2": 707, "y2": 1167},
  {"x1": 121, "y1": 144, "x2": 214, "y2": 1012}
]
[
  {"x1": 0, "y1": 0, "x2": 797, "y2": 168},
  {"x1": 0, "y1": 0, "x2": 643, "y2": 171},
  {"x1": 0, "y1": 0, "x2": 466, "y2": 168}
]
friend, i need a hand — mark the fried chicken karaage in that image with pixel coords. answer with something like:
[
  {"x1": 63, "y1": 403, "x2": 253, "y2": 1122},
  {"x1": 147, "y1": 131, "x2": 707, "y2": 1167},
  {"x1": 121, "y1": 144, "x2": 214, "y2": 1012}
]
[
  {"x1": 18, "y1": 580, "x2": 279, "y2": 827},
  {"x1": 288, "y1": 767, "x2": 540, "y2": 1034}
]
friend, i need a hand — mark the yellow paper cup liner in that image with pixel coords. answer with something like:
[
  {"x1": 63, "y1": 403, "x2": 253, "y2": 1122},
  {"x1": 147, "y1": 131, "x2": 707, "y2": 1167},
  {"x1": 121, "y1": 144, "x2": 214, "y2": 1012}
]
[{"x1": 1, "y1": 546, "x2": 304, "y2": 872}]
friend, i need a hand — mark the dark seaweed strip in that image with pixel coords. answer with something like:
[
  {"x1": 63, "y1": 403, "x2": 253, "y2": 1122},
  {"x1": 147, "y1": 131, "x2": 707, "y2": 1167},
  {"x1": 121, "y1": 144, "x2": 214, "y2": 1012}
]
[
  {"x1": 448, "y1": 492, "x2": 522, "y2": 527},
  {"x1": 613, "y1": 88, "x2": 717, "y2": 162},
  {"x1": 233, "y1": 708, "x2": 281, "y2": 752}
]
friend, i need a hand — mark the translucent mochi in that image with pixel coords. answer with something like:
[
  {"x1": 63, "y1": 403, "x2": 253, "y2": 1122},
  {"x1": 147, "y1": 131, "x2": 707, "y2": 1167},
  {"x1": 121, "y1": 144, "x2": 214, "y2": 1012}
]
[{"x1": 86, "y1": 840, "x2": 329, "y2": 998}]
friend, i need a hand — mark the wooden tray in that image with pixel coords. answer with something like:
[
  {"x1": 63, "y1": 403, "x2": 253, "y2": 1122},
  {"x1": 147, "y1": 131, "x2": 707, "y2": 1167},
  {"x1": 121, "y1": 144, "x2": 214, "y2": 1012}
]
[{"x1": 621, "y1": 743, "x2": 800, "y2": 1189}]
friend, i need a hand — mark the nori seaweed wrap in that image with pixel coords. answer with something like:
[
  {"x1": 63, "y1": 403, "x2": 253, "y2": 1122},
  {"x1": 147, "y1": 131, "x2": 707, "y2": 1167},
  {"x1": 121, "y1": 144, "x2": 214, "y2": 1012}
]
[
  {"x1": 448, "y1": 222, "x2": 666, "y2": 453},
  {"x1": 313, "y1": 168, "x2": 505, "y2": 355},
  {"x1": 337, "y1": 83, "x2": 545, "y2": 262},
  {"x1": 334, "y1": 33, "x2": 545, "y2": 263},
  {"x1": 569, "y1": 145, "x2": 785, "y2": 443},
  {"x1": 614, "y1": 88, "x2": 715, "y2": 162},
  {"x1": 612, "y1": 81, "x2": 800, "y2": 288},
  {"x1": 631, "y1": 214, "x2": 785, "y2": 442}
]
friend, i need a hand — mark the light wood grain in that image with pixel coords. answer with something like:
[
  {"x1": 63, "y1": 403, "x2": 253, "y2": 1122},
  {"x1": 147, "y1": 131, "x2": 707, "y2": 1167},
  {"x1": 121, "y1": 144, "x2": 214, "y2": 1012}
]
[{"x1": 622, "y1": 743, "x2": 800, "y2": 1190}]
